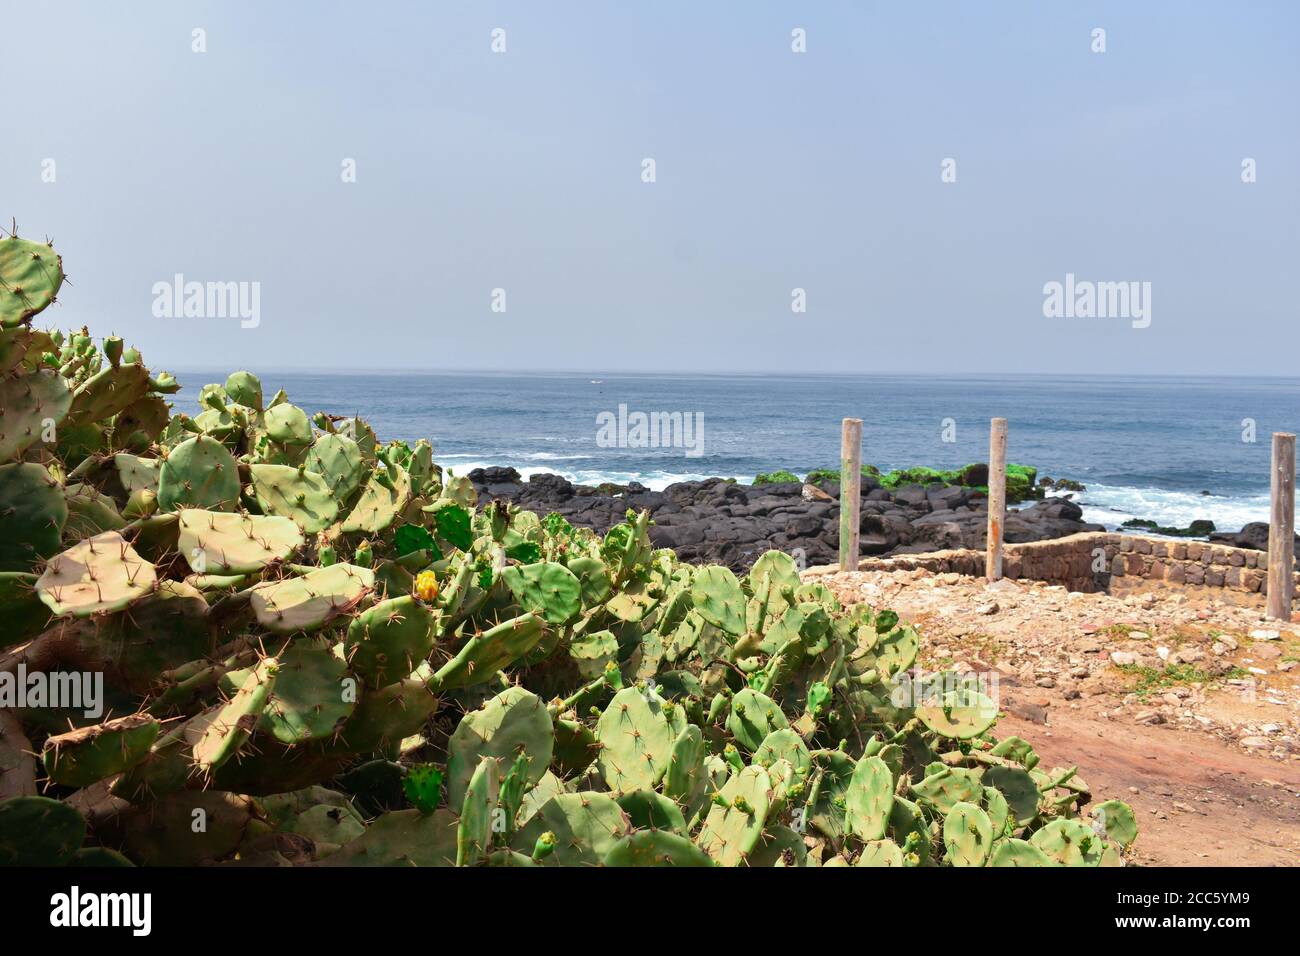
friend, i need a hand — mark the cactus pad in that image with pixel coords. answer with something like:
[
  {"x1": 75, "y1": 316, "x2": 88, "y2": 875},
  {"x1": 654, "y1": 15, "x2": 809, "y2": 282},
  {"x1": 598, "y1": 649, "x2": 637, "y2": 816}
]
[
  {"x1": 324, "y1": 808, "x2": 458, "y2": 866},
  {"x1": 177, "y1": 509, "x2": 304, "y2": 574},
  {"x1": 500, "y1": 560, "x2": 582, "y2": 625},
  {"x1": 340, "y1": 463, "x2": 411, "y2": 535},
  {"x1": 224, "y1": 370, "x2": 263, "y2": 410},
  {"x1": 157, "y1": 436, "x2": 241, "y2": 512},
  {"x1": 690, "y1": 565, "x2": 746, "y2": 636},
  {"x1": 265, "y1": 402, "x2": 313, "y2": 446},
  {"x1": 259, "y1": 641, "x2": 354, "y2": 744},
  {"x1": 430, "y1": 611, "x2": 546, "y2": 690},
  {"x1": 856, "y1": 839, "x2": 905, "y2": 867},
  {"x1": 338, "y1": 674, "x2": 438, "y2": 753},
  {"x1": 511, "y1": 792, "x2": 631, "y2": 867},
  {"x1": 0, "y1": 462, "x2": 68, "y2": 571},
  {"x1": 249, "y1": 463, "x2": 339, "y2": 534},
  {"x1": 113, "y1": 453, "x2": 161, "y2": 495},
  {"x1": 189, "y1": 658, "x2": 278, "y2": 774},
  {"x1": 1091, "y1": 799, "x2": 1138, "y2": 848},
  {"x1": 446, "y1": 686, "x2": 553, "y2": 808},
  {"x1": 943, "y1": 801, "x2": 993, "y2": 866},
  {"x1": 1029, "y1": 818, "x2": 1104, "y2": 866},
  {"x1": 0, "y1": 235, "x2": 63, "y2": 328},
  {"x1": 910, "y1": 766, "x2": 984, "y2": 815},
  {"x1": 915, "y1": 684, "x2": 999, "y2": 740},
  {"x1": 457, "y1": 755, "x2": 500, "y2": 866},
  {"x1": 568, "y1": 628, "x2": 618, "y2": 677},
  {"x1": 845, "y1": 755, "x2": 894, "y2": 841},
  {"x1": 696, "y1": 764, "x2": 772, "y2": 866},
  {"x1": 604, "y1": 829, "x2": 713, "y2": 867},
  {"x1": 345, "y1": 594, "x2": 437, "y2": 687},
  {"x1": 0, "y1": 368, "x2": 70, "y2": 461},
  {"x1": 617, "y1": 789, "x2": 687, "y2": 833},
  {"x1": 983, "y1": 764, "x2": 1040, "y2": 825},
  {"x1": 0, "y1": 796, "x2": 85, "y2": 865},
  {"x1": 595, "y1": 687, "x2": 675, "y2": 794},
  {"x1": 725, "y1": 687, "x2": 788, "y2": 752},
  {"x1": 989, "y1": 838, "x2": 1053, "y2": 867},
  {"x1": 248, "y1": 564, "x2": 374, "y2": 633},
  {"x1": 753, "y1": 727, "x2": 811, "y2": 773},
  {"x1": 42, "y1": 713, "x2": 160, "y2": 788},
  {"x1": 36, "y1": 530, "x2": 157, "y2": 617},
  {"x1": 306, "y1": 433, "x2": 365, "y2": 503}
]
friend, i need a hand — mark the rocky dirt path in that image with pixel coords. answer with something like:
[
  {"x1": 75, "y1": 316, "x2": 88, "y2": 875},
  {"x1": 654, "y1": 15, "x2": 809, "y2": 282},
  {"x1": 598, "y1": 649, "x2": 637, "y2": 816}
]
[{"x1": 807, "y1": 566, "x2": 1300, "y2": 866}]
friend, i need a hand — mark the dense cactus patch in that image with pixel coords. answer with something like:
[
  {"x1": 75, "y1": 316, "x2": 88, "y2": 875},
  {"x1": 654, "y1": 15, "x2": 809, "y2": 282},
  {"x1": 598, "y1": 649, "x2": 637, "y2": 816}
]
[{"x1": 0, "y1": 231, "x2": 1134, "y2": 867}]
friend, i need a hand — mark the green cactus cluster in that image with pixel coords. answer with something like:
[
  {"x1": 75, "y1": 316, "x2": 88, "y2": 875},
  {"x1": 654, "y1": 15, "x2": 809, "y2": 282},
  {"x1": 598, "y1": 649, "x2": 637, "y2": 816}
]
[{"x1": 0, "y1": 231, "x2": 1136, "y2": 867}]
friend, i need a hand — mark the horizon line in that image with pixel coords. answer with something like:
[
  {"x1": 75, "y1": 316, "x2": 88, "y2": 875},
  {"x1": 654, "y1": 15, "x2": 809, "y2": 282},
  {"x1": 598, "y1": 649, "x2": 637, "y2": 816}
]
[{"x1": 159, "y1": 365, "x2": 1300, "y2": 381}]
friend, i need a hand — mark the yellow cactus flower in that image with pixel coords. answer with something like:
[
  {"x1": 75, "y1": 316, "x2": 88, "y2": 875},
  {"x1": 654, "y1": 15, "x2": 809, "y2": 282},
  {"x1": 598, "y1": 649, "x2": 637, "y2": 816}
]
[{"x1": 414, "y1": 570, "x2": 439, "y2": 603}]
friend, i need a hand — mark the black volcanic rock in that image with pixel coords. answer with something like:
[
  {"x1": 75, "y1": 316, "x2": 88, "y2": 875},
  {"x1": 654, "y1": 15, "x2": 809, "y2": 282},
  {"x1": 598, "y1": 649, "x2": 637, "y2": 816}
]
[{"x1": 462, "y1": 469, "x2": 1102, "y2": 572}]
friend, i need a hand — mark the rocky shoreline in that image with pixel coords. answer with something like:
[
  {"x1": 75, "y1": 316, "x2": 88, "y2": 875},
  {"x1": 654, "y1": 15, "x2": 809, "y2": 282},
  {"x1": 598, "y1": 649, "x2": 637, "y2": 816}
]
[{"x1": 463, "y1": 466, "x2": 1107, "y2": 571}]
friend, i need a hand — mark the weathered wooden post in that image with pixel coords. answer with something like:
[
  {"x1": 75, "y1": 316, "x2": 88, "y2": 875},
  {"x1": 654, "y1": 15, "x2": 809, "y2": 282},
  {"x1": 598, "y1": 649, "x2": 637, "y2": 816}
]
[
  {"x1": 986, "y1": 418, "x2": 1008, "y2": 582},
  {"x1": 838, "y1": 418, "x2": 863, "y2": 572},
  {"x1": 1267, "y1": 432, "x2": 1295, "y2": 620}
]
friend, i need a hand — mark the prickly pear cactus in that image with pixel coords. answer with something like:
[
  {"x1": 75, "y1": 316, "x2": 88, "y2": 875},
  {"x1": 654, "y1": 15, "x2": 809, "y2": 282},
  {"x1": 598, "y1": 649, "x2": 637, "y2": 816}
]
[
  {"x1": 249, "y1": 564, "x2": 374, "y2": 633},
  {"x1": 595, "y1": 687, "x2": 675, "y2": 794},
  {"x1": 42, "y1": 714, "x2": 159, "y2": 788},
  {"x1": 177, "y1": 509, "x2": 304, "y2": 574},
  {"x1": 604, "y1": 829, "x2": 713, "y2": 867},
  {"x1": 446, "y1": 687, "x2": 553, "y2": 807},
  {"x1": 844, "y1": 755, "x2": 893, "y2": 841},
  {"x1": 0, "y1": 230, "x2": 1140, "y2": 869},
  {"x1": 345, "y1": 595, "x2": 437, "y2": 687},
  {"x1": 0, "y1": 234, "x2": 63, "y2": 328},
  {"x1": 696, "y1": 764, "x2": 771, "y2": 866},
  {"x1": 943, "y1": 801, "x2": 993, "y2": 866},
  {"x1": 726, "y1": 687, "x2": 788, "y2": 752},
  {"x1": 0, "y1": 462, "x2": 67, "y2": 571},
  {"x1": 35, "y1": 530, "x2": 157, "y2": 617},
  {"x1": 0, "y1": 796, "x2": 85, "y2": 865},
  {"x1": 158, "y1": 436, "x2": 241, "y2": 512}
]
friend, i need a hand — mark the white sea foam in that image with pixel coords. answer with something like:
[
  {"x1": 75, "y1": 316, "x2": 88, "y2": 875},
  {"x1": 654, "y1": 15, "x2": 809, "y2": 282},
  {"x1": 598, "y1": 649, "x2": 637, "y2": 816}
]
[
  {"x1": 437, "y1": 459, "x2": 738, "y2": 491},
  {"x1": 1068, "y1": 483, "x2": 1268, "y2": 533},
  {"x1": 436, "y1": 457, "x2": 1268, "y2": 534}
]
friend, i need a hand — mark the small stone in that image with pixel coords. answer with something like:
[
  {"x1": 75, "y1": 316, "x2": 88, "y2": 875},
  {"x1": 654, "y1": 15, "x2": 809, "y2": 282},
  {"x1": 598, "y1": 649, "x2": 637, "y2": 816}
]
[
  {"x1": 1239, "y1": 736, "x2": 1270, "y2": 749},
  {"x1": 975, "y1": 601, "x2": 999, "y2": 615},
  {"x1": 1110, "y1": 651, "x2": 1140, "y2": 666},
  {"x1": 1250, "y1": 628, "x2": 1280, "y2": 641},
  {"x1": 1156, "y1": 646, "x2": 1170, "y2": 661},
  {"x1": 1035, "y1": 676, "x2": 1056, "y2": 688}
]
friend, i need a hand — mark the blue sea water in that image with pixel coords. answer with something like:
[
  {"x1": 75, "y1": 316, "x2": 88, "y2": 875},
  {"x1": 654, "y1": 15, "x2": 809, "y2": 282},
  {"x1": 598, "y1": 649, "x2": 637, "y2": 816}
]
[{"x1": 170, "y1": 370, "x2": 1300, "y2": 535}]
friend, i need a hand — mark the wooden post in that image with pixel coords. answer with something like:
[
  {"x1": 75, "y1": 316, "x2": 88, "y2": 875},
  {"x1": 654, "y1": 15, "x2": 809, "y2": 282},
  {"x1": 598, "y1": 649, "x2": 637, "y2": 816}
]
[
  {"x1": 1267, "y1": 432, "x2": 1295, "y2": 621},
  {"x1": 838, "y1": 418, "x2": 863, "y2": 572},
  {"x1": 986, "y1": 418, "x2": 1008, "y2": 582}
]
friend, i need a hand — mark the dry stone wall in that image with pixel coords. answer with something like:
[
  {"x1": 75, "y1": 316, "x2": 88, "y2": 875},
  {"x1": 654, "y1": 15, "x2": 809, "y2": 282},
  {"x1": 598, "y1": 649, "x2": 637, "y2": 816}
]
[{"x1": 821, "y1": 532, "x2": 1298, "y2": 601}]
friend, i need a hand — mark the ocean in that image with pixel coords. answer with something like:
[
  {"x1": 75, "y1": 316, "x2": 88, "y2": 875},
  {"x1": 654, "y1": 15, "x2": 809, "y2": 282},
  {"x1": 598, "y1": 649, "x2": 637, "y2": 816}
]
[{"x1": 170, "y1": 370, "x2": 1300, "y2": 536}]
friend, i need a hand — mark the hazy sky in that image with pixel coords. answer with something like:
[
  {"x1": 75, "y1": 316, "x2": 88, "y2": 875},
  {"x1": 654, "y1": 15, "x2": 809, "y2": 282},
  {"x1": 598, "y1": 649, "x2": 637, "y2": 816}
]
[{"x1": 6, "y1": 1, "x2": 1297, "y2": 374}]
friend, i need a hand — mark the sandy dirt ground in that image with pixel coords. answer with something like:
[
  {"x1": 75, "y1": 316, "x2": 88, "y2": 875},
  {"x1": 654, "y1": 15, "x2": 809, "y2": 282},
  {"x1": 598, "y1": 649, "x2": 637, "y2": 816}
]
[{"x1": 806, "y1": 566, "x2": 1300, "y2": 866}]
